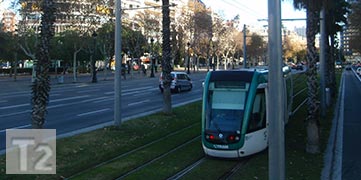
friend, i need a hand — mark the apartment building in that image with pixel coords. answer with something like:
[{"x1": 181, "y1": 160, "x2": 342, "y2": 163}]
[{"x1": 18, "y1": 0, "x2": 114, "y2": 34}]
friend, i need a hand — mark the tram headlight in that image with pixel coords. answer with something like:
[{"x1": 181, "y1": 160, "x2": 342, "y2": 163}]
[
  {"x1": 227, "y1": 135, "x2": 240, "y2": 142},
  {"x1": 206, "y1": 134, "x2": 215, "y2": 140}
]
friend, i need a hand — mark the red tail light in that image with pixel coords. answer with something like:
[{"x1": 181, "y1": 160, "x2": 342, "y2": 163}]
[
  {"x1": 206, "y1": 134, "x2": 215, "y2": 140},
  {"x1": 209, "y1": 135, "x2": 215, "y2": 140}
]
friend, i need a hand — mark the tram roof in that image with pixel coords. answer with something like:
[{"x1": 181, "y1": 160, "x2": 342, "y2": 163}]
[{"x1": 209, "y1": 68, "x2": 267, "y2": 82}]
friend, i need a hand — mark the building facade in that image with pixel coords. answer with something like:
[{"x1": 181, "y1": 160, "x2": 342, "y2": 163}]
[
  {"x1": 19, "y1": 0, "x2": 114, "y2": 34},
  {"x1": 1, "y1": 10, "x2": 17, "y2": 33}
]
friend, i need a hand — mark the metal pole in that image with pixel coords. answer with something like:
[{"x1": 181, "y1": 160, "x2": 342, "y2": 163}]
[
  {"x1": 268, "y1": 0, "x2": 285, "y2": 179},
  {"x1": 92, "y1": 31, "x2": 98, "y2": 83},
  {"x1": 150, "y1": 38, "x2": 155, "y2": 77},
  {"x1": 114, "y1": 0, "x2": 122, "y2": 127},
  {"x1": 187, "y1": 42, "x2": 190, "y2": 74},
  {"x1": 243, "y1": 24, "x2": 247, "y2": 68},
  {"x1": 320, "y1": 8, "x2": 326, "y2": 117}
]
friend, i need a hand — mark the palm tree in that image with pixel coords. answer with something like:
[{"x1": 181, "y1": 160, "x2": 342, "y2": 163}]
[
  {"x1": 31, "y1": 0, "x2": 55, "y2": 128},
  {"x1": 325, "y1": 0, "x2": 349, "y2": 99},
  {"x1": 292, "y1": 0, "x2": 322, "y2": 153},
  {"x1": 161, "y1": 0, "x2": 172, "y2": 114}
]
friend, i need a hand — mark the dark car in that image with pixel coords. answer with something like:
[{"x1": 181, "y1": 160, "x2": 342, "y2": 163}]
[{"x1": 159, "y1": 72, "x2": 192, "y2": 93}]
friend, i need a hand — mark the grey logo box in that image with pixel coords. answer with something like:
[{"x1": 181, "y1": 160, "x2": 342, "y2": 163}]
[{"x1": 6, "y1": 129, "x2": 56, "y2": 174}]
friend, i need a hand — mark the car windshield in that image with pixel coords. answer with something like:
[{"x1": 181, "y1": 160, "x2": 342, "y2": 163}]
[{"x1": 205, "y1": 81, "x2": 249, "y2": 132}]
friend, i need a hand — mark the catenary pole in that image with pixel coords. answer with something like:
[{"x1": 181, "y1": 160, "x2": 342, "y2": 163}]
[
  {"x1": 268, "y1": 0, "x2": 285, "y2": 179},
  {"x1": 114, "y1": 0, "x2": 122, "y2": 126},
  {"x1": 320, "y1": 8, "x2": 326, "y2": 117},
  {"x1": 243, "y1": 24, "x2": 247, "y2": 68}
]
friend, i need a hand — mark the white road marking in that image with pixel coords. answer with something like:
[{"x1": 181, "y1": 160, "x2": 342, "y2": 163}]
[
  {"x1": 93, "y1": 98, "x2": 114, "y2": 103},
  {"x1": 0, "y1": 124, "x2": 31, "y2": 133},
  {"x1": 127, "y1": 99, "x2": 150, "y2": 106},
  {"x1": 77, "y1": 89, "x2": 100, "y2": 93},
  {"x1": 77, "y1": 108, "x2": 110, "y2": 117},
  {"x1": 132, "y1": 91, "x2": 153, "y2": 97},
  {"x1": 0, "y1": 103, "x2": 29, "y2": 110},
  {"x1": 104, "y1": 91, "x2": 114, "y2": 95},
  {"x1": 50, "y1": 95, "x2": 89, "y2": 103},
  {"x1": 0, "y1": 110, "x2": 31, "y2": 118},
  {"x1": 81, "y1": 97, "x2": 109, "y2": 103}
]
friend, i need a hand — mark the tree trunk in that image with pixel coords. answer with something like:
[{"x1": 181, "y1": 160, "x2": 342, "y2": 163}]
[
  {"x1": 73, "y1": 47, "x2": 81, "y2": 82},
  {"x1": 305, "y1": 7, "x2": 320, "y2": 154},
  {"x1": 162, "y1": 0, "x2": 172, "y2": 114},
  {"x1": 328, "y1": 35, "x2": 337, "y2": 99},
  {"x1": 31, "y1": 0, "x2": 55, "y2": 129}
]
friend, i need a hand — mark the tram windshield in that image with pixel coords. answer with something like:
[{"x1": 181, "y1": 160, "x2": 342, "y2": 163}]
[{"x1": 205, "y1": 81, "x2": 249, "y2": 132}]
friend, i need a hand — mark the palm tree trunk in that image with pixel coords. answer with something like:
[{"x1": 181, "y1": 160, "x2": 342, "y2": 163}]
[
  {"x1": 161, "y1": 0, "x2": 172, "y2": 114},
  {"x1": 305, "y1": 7, "x2": 320, "y2": 154},
  {"x1": 31, "y1": 0, "x2": 55, "y2": 129}
]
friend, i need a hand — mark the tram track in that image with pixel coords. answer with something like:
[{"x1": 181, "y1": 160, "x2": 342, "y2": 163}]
[
  {"x1": 115, "y1": 136, "x2": 201, "y2": 180},
  {"x1": 166, "y1": 157, "x2": 206, "y2": 180},
  {"x1": 218, "y1": 158, "x2": 250, "y2": 180},
  {"x1": 66, "y1": 122, "x2": 200, "y2": 179}
]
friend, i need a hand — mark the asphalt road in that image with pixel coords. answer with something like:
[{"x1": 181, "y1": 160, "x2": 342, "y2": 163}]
[
  {"x1": 0, "y1": 71, "x2": 207, "y2": 151},
  {"x1": 342, "y1": 69, "x2": 361, "y2": 180}
]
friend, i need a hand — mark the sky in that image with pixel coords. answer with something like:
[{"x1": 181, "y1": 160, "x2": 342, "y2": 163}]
[
  {"x1": 202, "y1": 0, "x2": 307, "y2": 30},
  {"x1": 0, "y1": 0, "x2": 306, "y2": 30}
]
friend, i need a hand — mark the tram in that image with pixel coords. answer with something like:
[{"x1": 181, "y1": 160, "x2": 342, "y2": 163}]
[{"x1": 201, "y1": 67, "x2": 292, "y2": 158}]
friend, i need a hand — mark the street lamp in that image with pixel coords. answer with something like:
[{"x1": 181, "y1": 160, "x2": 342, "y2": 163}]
[
  {"x1": 91, "y1": 31, "x2": 97, "y2": 83},
  {"x1": 150, "y1": 38, "x2": 155, "y2": 77},
  {"x1": 187, "y1": 42, "x2": 190, "y2": 74}
]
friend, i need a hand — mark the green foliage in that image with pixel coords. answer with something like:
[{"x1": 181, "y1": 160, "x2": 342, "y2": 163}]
[{"x1": 122, "y1": 25, "x2": 147, "y2": 58}]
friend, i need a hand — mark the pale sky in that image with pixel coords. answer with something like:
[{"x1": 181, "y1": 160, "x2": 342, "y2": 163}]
[{"x1": 202, "y1": 0, "x2": 306, "y2": 30}]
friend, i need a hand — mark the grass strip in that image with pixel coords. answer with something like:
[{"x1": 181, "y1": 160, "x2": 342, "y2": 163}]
[
  {"x1": 72, "y1": 125, "x2": 200, "y2": 180},
  {"x1": 179, "y1": 157, "x2": 241, "y2": 180},
  {"x1": 123, "y1": 140, "x2": 204, "y2": 180}
]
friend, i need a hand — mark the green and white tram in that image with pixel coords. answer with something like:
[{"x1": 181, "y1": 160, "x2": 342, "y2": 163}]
[{"x1": 201, "y1": 68, "x2": 292, "y2": 158}]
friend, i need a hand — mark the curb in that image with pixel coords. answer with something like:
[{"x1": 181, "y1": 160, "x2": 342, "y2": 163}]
[{"x1": 321, "y1": 72, "x2": 345, "y2": 180}]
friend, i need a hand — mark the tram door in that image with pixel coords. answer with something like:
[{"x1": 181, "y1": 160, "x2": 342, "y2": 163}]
[
  {"x1": 245, "y1": 87, "x2": 268, "y2": 152},
  {"x1": 247, "y1": 88, "x2": 267, "y2": 132}
]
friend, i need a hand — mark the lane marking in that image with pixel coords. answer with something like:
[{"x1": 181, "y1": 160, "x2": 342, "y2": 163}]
[
  {"x1": 104, "y1": 91, "x2": 114, "y2": 95},
  {"x1": 81, "y1": 97, "x2": 109, "y2": 103},
  {"x1": 0, "y1": 110, "x2": 31, "y2": 118},
  {"x1": 77, "y1": 89, "x2": 100, "y2": 93},
  {"x1": 50, "y1": 95, "x2": 89, "y2": 103},
  {"x1": 77, "y1": 108, "x2": 110, "y2": 117},
  {"x1": 0, "y1": 124, "x2": 31, "y2": 133},
  {"x1": 128, "y1": 99, "x2": 150, "y2": 106},
  {"x1": 132, "y1": 91, "x2": 153, "y2": 97},
  {"x1": 0, "y1": 103, "x2": 29, "y2": 110},
  {"x1": 93, "y1": 98, "x2": 113, "y2": 103}
]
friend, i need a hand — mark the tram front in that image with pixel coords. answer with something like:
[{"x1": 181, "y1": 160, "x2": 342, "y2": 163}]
[{"x1": 202, "y1": 70, "x2": 256, "y2": 158}]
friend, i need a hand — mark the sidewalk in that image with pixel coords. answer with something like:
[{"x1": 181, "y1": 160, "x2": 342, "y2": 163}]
[{"x1": 321, "y1": 72, "x2": 344, "y2": 180}]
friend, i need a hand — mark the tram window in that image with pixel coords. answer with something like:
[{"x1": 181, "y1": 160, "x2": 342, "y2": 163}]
[
  {"x1": 206, "y1": 88, "x2": 247, "y2": 132},
  {"x1": 247, "y1": 89, "x2": 266, "y2": 133}
]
